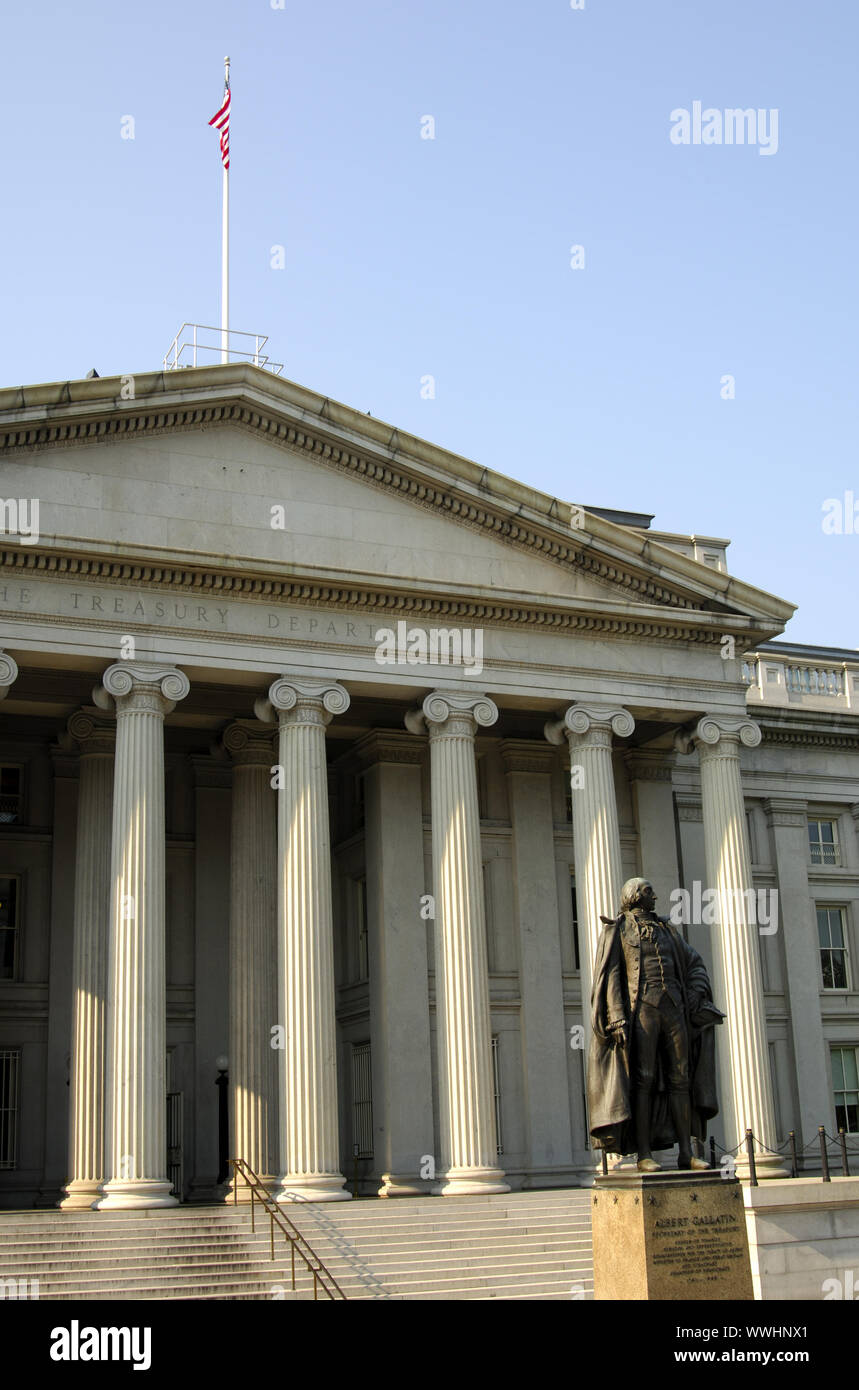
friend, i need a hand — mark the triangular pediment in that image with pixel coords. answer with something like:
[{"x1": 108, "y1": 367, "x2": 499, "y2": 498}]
[{"x1": 0, "y1": 364, "x2": 794, "y2": 643}]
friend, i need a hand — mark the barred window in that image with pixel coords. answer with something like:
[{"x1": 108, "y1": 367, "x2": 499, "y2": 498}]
[
  {"x1": 491, "y1": 1035, "x2": 503, "y2": 1156},
  {"x1": 351, "y1": 1041, "x2": 373, "y2": 1159},
  {"x1": 0, "y1": 877, "x2": 19, "y2": 981},
  {"x1": 818, "y1": 906, "x2": 849, "y2": 990},
  {"x1": 809, "y1": 819, "x2": 840, "y2": 867},
  {"x1": 831, "y1": 1048, "x2": 859, "y2": 1135},
  {"x1": 0, "y1": 1049, "x2": 21, "y2": 1169},
  {"x1": 353, "y1": 877, "x2": 369, "y2": 982}
]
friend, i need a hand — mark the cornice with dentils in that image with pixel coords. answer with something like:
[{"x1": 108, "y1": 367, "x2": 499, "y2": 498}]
[{"x1": 0, "y1": 362, "x2": 796, "y2": 633}]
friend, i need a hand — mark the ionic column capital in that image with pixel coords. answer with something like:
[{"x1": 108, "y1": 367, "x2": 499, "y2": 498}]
[
  {"x1": 68, "y1": 708, "x2": 117, "y2": 755},
  {"x1": 675, "y1": 714, "x2": 761, "y2": 757},
  {"x1": 0, "y1": 650, "x2": 19, "y2": 699},
  {"x1": 544, "y1": 702, "x2": 635, "y2": 748},
  {"x1": 405, "y1": 690, "x2": 498, "y2": 739},
  {"x1": 102, "y1": 662, "x2": 190, "y2": 715},
  {"x1": 261, "y1": 675, "x2": 350, "y2": 728},
  {"x1": 222, "y1": 720, "x2": 277, "y2": 766}
]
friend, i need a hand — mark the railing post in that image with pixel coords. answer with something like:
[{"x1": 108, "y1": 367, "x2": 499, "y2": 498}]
[
  {"x1": 313, "y1": 1272, "x2": 318, "y2": 1301},
  {"x1": 839, "y1": 1127, "x2": 850, "y2": 1177},
  {"x1": 601, "y1": 1149, "x2": 607, "y2": 1176},
  {"x1": 250, "y1": 1186, "x2": 255, "y2": 1232},
  {"x1": 819, "y1": 1126, "x2": 831, "y2": 1182},
  {"x1": 709, "y1": 1136, "x2": 716, "y2": 1169},
  {"x1": 788, "y1": 1131, "x2": 798, "y2": 1179},
  {"x1": 270, "y1": 1212, "x2": 275, "y2": 1260},
  {"x1": 291, "y1": 1241, "x2": 295, "y2": 1291},
  {"x1": 745, "y1": 1129, "x2": 758, "y2": 1187}
]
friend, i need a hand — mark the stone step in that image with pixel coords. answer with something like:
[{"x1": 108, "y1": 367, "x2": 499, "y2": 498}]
[
  {"x1": 0, "y1": 1220, "x2": 592, "y2": 1252},
  {"x1": 8, "y1": 1247, "x2": 592, "y2": 1288},
  {"x1": 0, "y1": 1190, "x2": 595, "y2": 1300}
]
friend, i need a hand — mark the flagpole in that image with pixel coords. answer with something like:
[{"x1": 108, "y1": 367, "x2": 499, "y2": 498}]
[{"x1": 221, "y1": 55, "x2": 230, "y2": 364}]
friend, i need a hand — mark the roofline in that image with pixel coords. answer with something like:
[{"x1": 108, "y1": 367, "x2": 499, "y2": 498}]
[
  {"x1": 0, "y1": 362, "x2": 797, "y2": 632},
  {"x1": 752, "y1": 640, "x2": 859, "y2": 663}
]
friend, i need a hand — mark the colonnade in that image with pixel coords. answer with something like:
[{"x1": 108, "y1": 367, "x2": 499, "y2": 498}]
[{"x1": 0, "y1": 649, "x2": 783, "y2": 1205}]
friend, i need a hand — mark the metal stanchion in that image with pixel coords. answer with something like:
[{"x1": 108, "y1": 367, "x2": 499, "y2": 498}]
[
  {"x1": 788, "y1": 1131, "x2": 798, "y2": 1179},
  {"x1": 819, "y1": 1126, "x2": 830, "y2": 1182},
  {"x1": 745, "y1": 1129, "x2": 758, "y2": 1187}
]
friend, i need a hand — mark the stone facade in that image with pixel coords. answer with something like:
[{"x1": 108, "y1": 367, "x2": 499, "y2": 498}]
[{"x1": 0, "y1": 364, "x2": 856, "y2": 1207}]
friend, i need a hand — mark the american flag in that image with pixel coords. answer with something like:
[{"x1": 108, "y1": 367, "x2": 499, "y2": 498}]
[{"x1": 209, "y1": 82, "x2": 231, "y2": 170}]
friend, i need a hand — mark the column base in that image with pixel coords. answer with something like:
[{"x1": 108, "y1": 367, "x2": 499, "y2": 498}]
[
  {"x1": 93, "y1": 1180, "x2": 178, "y2": 1210},
  {"x1": 735, "y1": 1154, "x2": 792, "y2": 1181},
  {"x1": 433, "y1": 1167, "x2": 510, "y2": 1196},
  {"x1": 58, "y1": 1180, "x2": 103, "y2": 1211},
  {"x1": 275, "y1": 1174, "x2": 352, "y2": 1204},
  {"x1": 228, "y1": 1174, "x2": 280, "y2": 1202},
  {"x1": 377, "y1": 1173, "x2": 436, "y2": 1198}
]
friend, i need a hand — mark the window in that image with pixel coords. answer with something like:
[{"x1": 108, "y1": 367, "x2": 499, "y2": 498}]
[
  {"x1": 831, "y1": 1047, "x2": 859, "y2": 1135},
  {"x1": 570, "y1": 878, "x2": 580, "y2": 972},
  {"x1": 353, "y1": 773, "x2": 365, "y2": 831},
  {"x1": 0, "y1": 1049, "x2": 20, "y2": 1168},
  {"x1": 809, "y1": 819, "x2": 840, "y2": 867},
  {"x1": 353, "y1": 877, "x2": 369, "y2": 982},
  {"x1": 491, "y1": 1035, "x2": 503, "y2": 1155},
  {"x1": 0, "y1": 877, "x2": 19, "y2": 981},
  {"x1": 0, "y1": 767, "x2": 21, "y2": 825},
  {"x1": 818, "y1": 906, "x2": 849, "y2": 990},
  {"x1": 351, "y1": 1041, "x2": 373, "y2": 1158}
]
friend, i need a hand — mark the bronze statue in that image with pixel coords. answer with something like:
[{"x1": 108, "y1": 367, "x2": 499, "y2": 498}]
[{"x1": 587, "y1": 877, "x2": 723, "y2": 1171}]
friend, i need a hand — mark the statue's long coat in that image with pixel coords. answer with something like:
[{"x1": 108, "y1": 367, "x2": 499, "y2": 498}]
[{"x1": 587, "y1": 912, "x2": 720, "y2": 1154}]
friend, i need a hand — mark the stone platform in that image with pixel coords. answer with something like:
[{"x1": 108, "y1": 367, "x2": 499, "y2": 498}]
[{"x1": 592, "y1": 1169, "x2": 754, "y2": 1301}]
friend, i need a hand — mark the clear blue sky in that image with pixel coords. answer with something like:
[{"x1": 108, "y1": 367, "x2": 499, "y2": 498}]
[{"x1": 2, "y1": 0, "x2": 856, "y2": 648}]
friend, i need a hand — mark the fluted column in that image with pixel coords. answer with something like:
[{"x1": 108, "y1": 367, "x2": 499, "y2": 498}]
[
  {"x1": 95, "y1": 662, "x2": 190, "y2": 1210},
  {"x1": 59, "y1": 709, "x2": 115, "y2": 1209},
  {"x1": 682, "y1": 715, "x2": 787, "y2": 1177},
  {"x1": 544, "y1": 704, "x2": 635, "y2": 1012},
  {"x1": 264, "y1": 675, "x2": 351, "y2": 1203},
  {"x1": 223, "y1": 721, "x2": 278, "y2": 1190},
  {"x1": 406, "y1": 691, "x2": 508, "y2": 1195}
]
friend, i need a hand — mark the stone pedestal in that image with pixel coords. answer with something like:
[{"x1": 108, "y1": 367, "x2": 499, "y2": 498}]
[{"x1": 592, "y1": 1170, "x2": 754, "y2": 1301}]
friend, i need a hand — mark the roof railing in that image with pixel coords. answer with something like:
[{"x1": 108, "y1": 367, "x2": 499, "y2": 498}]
[{"x1": 162, "y1": 323, "x2": 283, "y2": 375}]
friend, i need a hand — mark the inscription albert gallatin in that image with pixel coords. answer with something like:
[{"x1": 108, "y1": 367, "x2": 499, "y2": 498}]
[{"x1": 650, "y1": 1211, "x2": 745, "y2": 1281}]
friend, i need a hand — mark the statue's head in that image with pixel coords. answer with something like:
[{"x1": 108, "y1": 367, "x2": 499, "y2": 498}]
[{"x1": 620, "y1": 877, "x2": 656, "y2": 912}]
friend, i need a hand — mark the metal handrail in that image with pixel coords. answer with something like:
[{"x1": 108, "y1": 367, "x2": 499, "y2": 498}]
[
  {"x1": 162, "y1": 323, "x2": 284, "y2": 375},
  {"x1": 229, "y1": 1157, "x2": 347, "y2": 1301}
]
